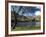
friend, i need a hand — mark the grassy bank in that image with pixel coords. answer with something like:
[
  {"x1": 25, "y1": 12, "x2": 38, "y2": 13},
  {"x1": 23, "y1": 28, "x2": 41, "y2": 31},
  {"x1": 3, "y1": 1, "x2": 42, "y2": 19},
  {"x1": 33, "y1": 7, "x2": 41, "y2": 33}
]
[{"x1": 11, "y1": 26, "x2": 41, "y2": 31}]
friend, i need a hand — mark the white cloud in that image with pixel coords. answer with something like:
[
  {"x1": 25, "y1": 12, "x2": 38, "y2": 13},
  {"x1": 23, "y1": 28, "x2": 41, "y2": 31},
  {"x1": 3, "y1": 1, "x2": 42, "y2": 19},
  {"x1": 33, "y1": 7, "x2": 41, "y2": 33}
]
[
  {"x1": 36, "y1": 6, "x2": 40, "y2": 9},
  {"x1": 35, "y1": 11, "x2": 41, "y2": 16}
]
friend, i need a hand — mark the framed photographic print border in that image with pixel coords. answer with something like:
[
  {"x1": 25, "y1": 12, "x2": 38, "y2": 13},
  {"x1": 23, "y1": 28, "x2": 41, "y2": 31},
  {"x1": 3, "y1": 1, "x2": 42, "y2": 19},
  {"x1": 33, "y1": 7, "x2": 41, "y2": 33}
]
[{"x1": 5, "y1": 0, "x2": 45, "y2": 37}]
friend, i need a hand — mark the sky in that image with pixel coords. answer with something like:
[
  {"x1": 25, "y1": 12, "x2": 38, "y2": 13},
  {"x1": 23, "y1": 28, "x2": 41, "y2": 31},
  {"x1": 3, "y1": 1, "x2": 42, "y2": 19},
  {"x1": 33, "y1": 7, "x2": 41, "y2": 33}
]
[{"x1": 11, "y1": 6, "x2": 41, "y2": 16}]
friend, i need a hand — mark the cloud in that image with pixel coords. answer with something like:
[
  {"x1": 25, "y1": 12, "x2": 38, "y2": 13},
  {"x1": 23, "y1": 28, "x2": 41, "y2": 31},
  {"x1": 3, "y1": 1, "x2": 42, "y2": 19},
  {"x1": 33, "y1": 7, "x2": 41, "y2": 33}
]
[{"x1": 35, "y1": 11, "x2": 41, "y2": 16}]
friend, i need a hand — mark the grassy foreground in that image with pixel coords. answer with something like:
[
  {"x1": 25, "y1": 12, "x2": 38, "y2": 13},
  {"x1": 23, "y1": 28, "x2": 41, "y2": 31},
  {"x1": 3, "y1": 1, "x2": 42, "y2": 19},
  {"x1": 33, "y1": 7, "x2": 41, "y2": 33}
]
[{"x1": 11, "y1": 26, "x2": 41, "y2": 31}]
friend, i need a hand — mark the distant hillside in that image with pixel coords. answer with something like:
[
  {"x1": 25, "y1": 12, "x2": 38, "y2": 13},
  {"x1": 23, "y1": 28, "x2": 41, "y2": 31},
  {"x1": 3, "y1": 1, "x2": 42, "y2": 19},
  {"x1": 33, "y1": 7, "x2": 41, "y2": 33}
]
[{"x1": 11, "y1": 12, "x2": 41, "y2": 22}]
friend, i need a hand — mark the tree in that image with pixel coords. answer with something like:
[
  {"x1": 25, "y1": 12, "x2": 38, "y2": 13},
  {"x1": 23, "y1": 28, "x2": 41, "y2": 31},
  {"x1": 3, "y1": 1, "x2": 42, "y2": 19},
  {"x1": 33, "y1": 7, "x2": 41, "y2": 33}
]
[
  {"x1": 12, "y1": 6, "x2": 23, "y2": 29},
  {"x1": 12, "y1": 8, "x2": 17, "y2": 29}
]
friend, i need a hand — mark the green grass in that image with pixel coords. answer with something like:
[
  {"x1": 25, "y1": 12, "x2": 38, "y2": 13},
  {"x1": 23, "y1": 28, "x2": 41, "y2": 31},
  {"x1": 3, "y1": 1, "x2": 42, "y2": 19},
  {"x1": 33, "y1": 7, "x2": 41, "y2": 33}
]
[{"x1": 11, "y1": 25, "x2": 41, "y2": 31}]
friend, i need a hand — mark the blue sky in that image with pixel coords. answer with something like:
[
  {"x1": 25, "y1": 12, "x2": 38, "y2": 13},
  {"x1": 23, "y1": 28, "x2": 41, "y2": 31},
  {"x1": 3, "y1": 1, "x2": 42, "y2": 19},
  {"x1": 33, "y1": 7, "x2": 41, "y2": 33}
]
[{"x1": 11, "y1": 6, "x2": 41, "y2": 16}]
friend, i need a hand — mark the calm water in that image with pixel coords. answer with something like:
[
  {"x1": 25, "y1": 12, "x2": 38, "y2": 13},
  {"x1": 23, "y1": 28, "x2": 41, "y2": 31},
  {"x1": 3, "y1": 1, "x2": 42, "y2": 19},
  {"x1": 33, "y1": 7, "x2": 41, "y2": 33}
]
[{"x1": 15, "y1": 22, "x2": 41, "y2": 26}]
